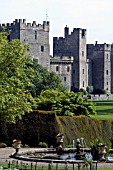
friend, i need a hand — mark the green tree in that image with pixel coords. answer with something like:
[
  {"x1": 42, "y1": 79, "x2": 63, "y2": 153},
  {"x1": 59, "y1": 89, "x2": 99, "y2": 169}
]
[
  {"x1": 27, "y1": 60, "x2": 66, "y2": 97},
  {"x1": 36, "y1": 89, "x2": 96, "y2": 116},
  {"x1": 0, "y1": 31, "x2": 35, "y2": 123}
]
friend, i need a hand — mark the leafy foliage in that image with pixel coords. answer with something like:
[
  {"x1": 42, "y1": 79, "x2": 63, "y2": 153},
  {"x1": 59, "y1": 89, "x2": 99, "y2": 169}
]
[
  {"x1": 36, "y1": 89, "x2": 96, "y2": 116},
  {"x1": 0, "y1": 31, "x2": 36, "y2": 122},
  {"x1": 27, "y1": 60, "x2": 67, "y2": 97}
]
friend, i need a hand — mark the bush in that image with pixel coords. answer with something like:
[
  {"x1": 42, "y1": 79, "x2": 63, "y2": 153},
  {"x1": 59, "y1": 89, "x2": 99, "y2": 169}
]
[
  {"x1": 39, "y1": 142, "x2": 48, "y2": 148},
  {"x1": 24, "y1": 144, "x2": 30, "y2": 148},
  {"x1": 0, "y1": 142, "x2": 7, "y2": 148},
  {"x1": 66, "y1": 144, "x2": 73, "y2": 148}
]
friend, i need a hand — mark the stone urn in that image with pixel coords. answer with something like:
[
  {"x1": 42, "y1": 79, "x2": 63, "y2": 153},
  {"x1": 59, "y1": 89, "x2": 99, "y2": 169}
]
[
  {"x1": 56, "y1": 133, "x2": 64, "y2": 144},
  {"x1": 12, "y1": 139, "x2": 21, "y2": 154},
  {"x1": 98, "y1": 145, "x2": 106, "y2": 161},
  {"x1": 56, "y1": 133, "x2": 64, "y2": 154}
]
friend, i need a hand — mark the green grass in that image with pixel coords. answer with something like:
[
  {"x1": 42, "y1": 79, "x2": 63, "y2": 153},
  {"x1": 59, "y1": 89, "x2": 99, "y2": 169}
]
[
  {"x1": 90, "y1": 100, "x2": 113, "y2": 120},
  {"x1": 0, "y1": 163, "x2": 113, "y2": 170},
  {"x1": 98, "y1": 169, "x2": 113, "y2": 170}
]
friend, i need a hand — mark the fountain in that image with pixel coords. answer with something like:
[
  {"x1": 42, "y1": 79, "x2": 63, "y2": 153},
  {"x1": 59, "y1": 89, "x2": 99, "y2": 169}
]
[
  {"x1": 9, "y1": 135, "x2": 98, "y2": 162},
  {"x1": 9, "y1": 136, "x2": 99, "y2": 170}
]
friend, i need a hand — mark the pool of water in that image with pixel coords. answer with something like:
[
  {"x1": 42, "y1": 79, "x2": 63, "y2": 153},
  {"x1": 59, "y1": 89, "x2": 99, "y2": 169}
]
[
  {"x1": 41, "y1": 152, "x2": 93, "y2": 160},
  {"x1": 106, "y1": 154, "x2": 113, "y2": 161}
]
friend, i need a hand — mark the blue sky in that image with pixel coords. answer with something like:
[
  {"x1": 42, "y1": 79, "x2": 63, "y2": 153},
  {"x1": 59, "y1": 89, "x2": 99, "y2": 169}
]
[{"x1": 0, "y1": 0, "x2": 113, "y2": 55}]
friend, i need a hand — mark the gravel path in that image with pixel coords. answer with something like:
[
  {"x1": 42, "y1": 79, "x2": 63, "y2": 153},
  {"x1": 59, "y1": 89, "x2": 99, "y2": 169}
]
[{"x1": 0, "y1": 148, "x2": 113, "y2": 168}]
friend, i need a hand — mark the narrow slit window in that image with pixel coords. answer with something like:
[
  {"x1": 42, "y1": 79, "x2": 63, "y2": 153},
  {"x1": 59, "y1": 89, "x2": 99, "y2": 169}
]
[
  {"x1": 35, "y1": 31, "x2": 37, "y2": 40},
  {"x1": 64, "y1": 77, "x2": 66, "y2": 81},
  {"x1": 83, "y1": 81, "x2": 84, "y2": 87},
  {"x1": 56, "y1": 66, "x2": 59, "y2": 71},
  {"x1": 82, "y1": 51, "x2": 84, "y2": 56},
  {"x1": 41, "y1": 46, "x2": 44, "y2": 52},
  {"x1": 83, "y1": 69, "x2": 84, "y2": 74},
  {"x1": 67, "y1": 66, "x2": 70, "y2": 72},
  {"x1": 106, "y1": 70, "x2": 108, "y2": 75}
]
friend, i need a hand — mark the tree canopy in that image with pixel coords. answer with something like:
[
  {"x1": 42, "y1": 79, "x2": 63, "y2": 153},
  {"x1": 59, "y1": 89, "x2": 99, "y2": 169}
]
[
  {"x1": 0, "y1": 31, "x2": 35, "y2": 122},
  {"x1": 36, "y1": 89, "x2": 96, "y2": 116},
  {"x1": 27, "y1": 59, "x2": 67, "y2": 97}
]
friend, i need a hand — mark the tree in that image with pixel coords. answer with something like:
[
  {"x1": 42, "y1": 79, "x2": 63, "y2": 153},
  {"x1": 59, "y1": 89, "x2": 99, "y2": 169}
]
[
  {"x1": 86, "y1": 86, "x2": 94, "y2": 94},
  {"x1": 27, "y1": 60, "x2": 67, "y2": 97},
  {"x1": 36, "y1": 89, "x2": 96, "y2": 116},
  {"x1": 0, "y1": 31, "x2": 36, "y2": 123}
]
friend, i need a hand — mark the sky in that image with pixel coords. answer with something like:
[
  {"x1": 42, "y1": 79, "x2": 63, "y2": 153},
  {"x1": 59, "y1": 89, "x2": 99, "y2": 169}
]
[{"x1": 0, "y1": 0, "x2": 113, "y2": 55}]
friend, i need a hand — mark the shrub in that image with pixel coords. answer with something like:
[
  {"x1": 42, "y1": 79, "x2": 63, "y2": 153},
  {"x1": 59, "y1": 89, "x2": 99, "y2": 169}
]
[
  {"x1": 24, "y1": 144, "x2": 30, "y2": 148},
  {"x1": 66, "y1": 144, "x2": 73, "y2": 148},
  {"x1": 0, "y1": 142, "x2": 7, "y2": 148},
  {"x1": 39, "y1": 142, "x2": 48, "y2": 148}
]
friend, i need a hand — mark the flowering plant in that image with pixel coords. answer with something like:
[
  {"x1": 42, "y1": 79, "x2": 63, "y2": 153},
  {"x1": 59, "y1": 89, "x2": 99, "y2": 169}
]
[
  {"x1": 97, "y1": 142, "x2": 106, "y2": 147},
  {"x1": 56, "y1": 133, "x2": 64, "y2": 137}
]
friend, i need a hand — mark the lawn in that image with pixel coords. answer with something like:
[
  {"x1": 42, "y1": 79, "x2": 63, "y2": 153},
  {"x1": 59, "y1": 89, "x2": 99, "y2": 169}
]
[
  {"x1": 0, "y1": 164, "x2": 113, "y2": 170},
  {"x1": 1, "y1": 163, "x2": 113, "y2": 170},
  {"x1": 90, "y1": 100, "x2": 113, "y2": 120}
]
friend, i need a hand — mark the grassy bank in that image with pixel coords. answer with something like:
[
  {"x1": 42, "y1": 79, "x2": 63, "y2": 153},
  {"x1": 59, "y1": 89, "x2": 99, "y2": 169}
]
[
  {"x1": 91, "y1": 100, "x2": 113, "y2": 120},
  {"x1": 0, "y1": 163, "x2": 113, "y2": 170}
]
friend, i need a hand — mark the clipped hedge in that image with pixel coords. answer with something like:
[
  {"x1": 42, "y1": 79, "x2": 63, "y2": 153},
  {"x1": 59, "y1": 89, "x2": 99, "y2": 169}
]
[
  {"x1": 57, "y1": 116, "x2": 113, "y2": 147},
  {"x1": 0, "y1": 111, "x2": 113, "y2": 148}
]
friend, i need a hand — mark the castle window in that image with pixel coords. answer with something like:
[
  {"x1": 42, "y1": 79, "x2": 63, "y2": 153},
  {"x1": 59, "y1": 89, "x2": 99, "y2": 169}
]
[
  {"x1": 82, "y1": 30, "x2": 85, "y2": 38},
  {"x1": 64, "y1": 77, "x2": 66, "y2": 81},
  {"x1": 83, "y1": 69, "x2": 84, "y2": 74},
  {"x1": 35, "y1": 31, "x2": 37, "y2": 40},
  {"x1": 106, "y1": 70, "x2": 108, "y2": 75},
  {"x1": 83, "y1": 81, "x2": 84, "y2": 87},
  {"x1": 41, "y1": 46, "x2": 44, "y2": 52},
  {"x1": 67, "y1": 66, "x2": 70, "y2": 72},
  {"x1": 107, "y1": 54, "x2": 109, "y2": 59},
  {"x1": 82, "y1": 51, "x2": 84, "y2": 56},
  {"x1": 107, "y1": 82, "x2": 108, "y2": 85},
  {"x1": 56, "y1": 66, "x2": 59, "y2": 71}
]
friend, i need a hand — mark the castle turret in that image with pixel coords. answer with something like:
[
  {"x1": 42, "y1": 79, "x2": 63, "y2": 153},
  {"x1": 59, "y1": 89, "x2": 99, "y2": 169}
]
[
  {"x1": 64, "y1": 25, "x2": 69, "y2": 38},
  {"x1": 0, "y1": 19, "x2": 50, "y2": 70}
]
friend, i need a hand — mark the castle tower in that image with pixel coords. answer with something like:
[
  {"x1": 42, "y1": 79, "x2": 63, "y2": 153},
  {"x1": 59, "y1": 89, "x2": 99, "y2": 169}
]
[
  {"x1": 111, "y1": 44, "x2": 113, "y2": 93},
  {"x1": 87, "y1": 42, "x2": 111, "y2": 93},
  {"x1": 0, "y1": 19, "x2": 50, "y2": 70},
  {"x1": 50, "y1": 56, "x2": 74, "y2": 91},
  {"x1": 53, "y1": 26, "x2": 88, "y2": 91}
]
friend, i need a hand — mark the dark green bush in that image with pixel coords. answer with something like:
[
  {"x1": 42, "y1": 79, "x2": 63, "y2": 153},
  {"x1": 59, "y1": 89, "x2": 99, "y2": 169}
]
[
  {"x1": 39, "y1": 142, "x2": 48, "y2": 148},
  {"x1": 0, "y1": 142, "x2": 7, "y2": 148}
]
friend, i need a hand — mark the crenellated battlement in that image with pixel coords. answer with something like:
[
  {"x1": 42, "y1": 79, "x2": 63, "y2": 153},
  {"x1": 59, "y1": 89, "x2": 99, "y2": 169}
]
[
  {"x1": 0, "y1": 19, "x2": 50, "y2": 32},
  {"x1": 94, "y1": 42, "x2": 111, "y2": 51}
]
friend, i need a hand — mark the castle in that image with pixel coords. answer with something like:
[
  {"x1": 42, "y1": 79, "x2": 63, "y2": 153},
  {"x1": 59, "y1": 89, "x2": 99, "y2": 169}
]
[{"x1": 0, "y1": 19, "x2": 113, "y2": 93}]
